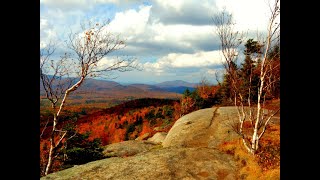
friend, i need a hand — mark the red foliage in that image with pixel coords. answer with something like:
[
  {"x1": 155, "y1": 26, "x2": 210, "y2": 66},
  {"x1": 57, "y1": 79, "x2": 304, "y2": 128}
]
[
  {"x1": 40, "y1": 98, "x2": 179, "y2": 176},
  {"x1": 140, "y1": 121, "x2": 153, "y2": 136},
  {"x1": 66, "y1": 98, "x2": 179, "y2": 146},
  {"x1": 173, "y1": 101, "x2": 182, "y2": 119},
  {"x1": 180, "y1": 97, "x2": 196, "y2": 116},
  {"x1": 197, "y1": 85, "x2": 220, "y2": 99}
]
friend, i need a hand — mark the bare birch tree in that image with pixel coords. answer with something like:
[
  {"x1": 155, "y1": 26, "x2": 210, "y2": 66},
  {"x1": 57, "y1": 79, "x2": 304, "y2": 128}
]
[
  {"x1": 40, "y1": 20, "x2": 138, "y2": 175},
  {"x1": 213, "y1": 8, "x2": 248, "y2": 150},
  {"x1": 40, "y1": 41, "x2": 76, "y2": 175},
  {"x1": 213, "y1": 0, "x2": 280, "y2": 154}
]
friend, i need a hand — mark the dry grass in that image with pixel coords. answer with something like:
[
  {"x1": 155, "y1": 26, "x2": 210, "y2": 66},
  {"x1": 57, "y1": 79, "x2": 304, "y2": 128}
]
[{"x1": 218, "y1": 122, "x2": 280, "y2": 179}]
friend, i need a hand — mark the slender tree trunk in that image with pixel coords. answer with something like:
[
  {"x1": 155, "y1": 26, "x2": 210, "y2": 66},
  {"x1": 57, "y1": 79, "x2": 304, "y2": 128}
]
[
  {"x1": 251, "y1": 76, "x2": 265, "y2": 154},
  {"x1": 45, "y1": 113, "x2": 57, "y2": 175},
  {"x1": 213, "y1": 0, "x2": 279, "y2": 155},
  {"x1": 242, "y1": 137, "x2": 252, "y2": 153},
  {"x1": 44, "y1": 77, "x2": 85, "y2": 176},
  {"x1": 45, "y1": 143, "x2": 54, "y2": 175},
  {"x1": 40, "y1": 21, "x2": 137, "y2": 176}
]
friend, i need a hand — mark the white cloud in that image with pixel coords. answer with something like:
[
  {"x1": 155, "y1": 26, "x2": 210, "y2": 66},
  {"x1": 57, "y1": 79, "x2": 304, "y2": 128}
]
[
  {"x1": 97, "y1": 57, "x2": 117, "y2": 67},
  {"x1": 104, "y1": 4, "x2": 216, "y2": 56},
  {"x1": 215, "y1": 0, "x2": 277, "y2": 32},
  {"x1": 41, "y1": 0, "x2": 92, "y2": 10},
  {"x1": 109, "y1": 5, "x2": 151, "y2": 38},
  {"x1": 41, "y1": 0, "x2": 147, "y2": 10},
  {"x1": 40, "y1": 18, "x2": 48, "y2": 29},
  {"x1": 106, "y1": 5, "x2": 216, "y2": 55},
  {"x1": 94, "y1": 0, "x2": 118, "y2": 3},
  {"x1": 40, "y1": 18, "x2": 57, "y2": 48},
  {"x1": 94, "y1": 0, "x2": 145, "y2": 5},
  {"x1": 166, "y1": 51, "x2": 223, "y2": 68},
  {"x1": 41, "y1": 1, "x2": 217, "y2": 55},
  {"x1": 155, "y1": 0, "x2": 185, "y2": 12},
  {"x1": 40, "y1": 6, "x2": 87, "y2": 48},
  {"x1": 40, "y1": 0, "x2": 278, "y2": 83},
  {"x1": 96, "y1": 56, "x2": 134, "y2": 71},
  {"x1": 143, "y1": 50, "x2": 224, "y2": 74},
  {"x1": 150, "y1": 23, "x2": 212, "y2": 46},
  {"x1": 207, "y1": 69, "x2": 216, "y2": 75}
]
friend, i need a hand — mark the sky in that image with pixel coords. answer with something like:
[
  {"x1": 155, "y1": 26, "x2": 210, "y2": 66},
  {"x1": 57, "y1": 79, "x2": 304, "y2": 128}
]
[{"x1": 40, "y1": 0, "x2": 278, "y2": 84}]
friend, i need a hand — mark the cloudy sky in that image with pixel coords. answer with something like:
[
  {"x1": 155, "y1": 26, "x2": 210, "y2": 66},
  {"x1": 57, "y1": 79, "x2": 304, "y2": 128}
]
[{"x1": 40, "y1": 0, "x2": 277, "y2": 84}]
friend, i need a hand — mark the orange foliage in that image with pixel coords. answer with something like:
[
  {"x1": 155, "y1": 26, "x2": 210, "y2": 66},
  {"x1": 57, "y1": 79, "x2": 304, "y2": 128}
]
[
  {"x1": 180, "y1": 97, "x2": 196, "y2": 116},
  {"x1": 120, "y1": 116, "x2": 127, "y2": 124},
  {"x1": 197, "y1": 85, "x2": 220, "y2": 99},
  {"x1": 68, "y1": 99, "x2": 179, "y2": 146},
  {"x1": 219, "y1": 123, "x2": 280, "y2": 179},
  {"x1": 40, "y1": 97, "x2": 179, "y2": 176},
  {"x1": 140, "y1": 121, "x2": 153, "y2": 136},
  {"x1": 40, "y1": 98, "x2": 180, "y2": 176},
  {"x1": 173, "y1": 101, "x2": 182, "y2": 119}
]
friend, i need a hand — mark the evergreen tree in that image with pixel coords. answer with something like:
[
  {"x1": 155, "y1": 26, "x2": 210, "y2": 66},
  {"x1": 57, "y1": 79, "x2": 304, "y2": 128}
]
[
  {"x1": 182, "y1": 88, "x2": 191, "y2": 98},
  {"x1": 239, "y1": 55, "x2": 259, "y2": 103},
  {"x1": 238, "y1": 39, "x2": 263, "y2": 103},
  {"x1": 219, "y1": 63, "x2": 238, "y2": 105},
  {"x1": 190, "y1": 89, "x2": 205, "y2": 109},
  {"x1": 244, "y1": 39, "x2": 263, "y2": 56},
  {"x1": 62, "y1": 132, "x2": 104, "y2": 168}
]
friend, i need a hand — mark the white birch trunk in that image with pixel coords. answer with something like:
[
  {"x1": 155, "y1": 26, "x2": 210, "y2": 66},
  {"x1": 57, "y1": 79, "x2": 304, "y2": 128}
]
[
  {"x1": 44, "y1": 77, "x2": 85, "y2": 176},
  {"x1": 251, "y1": 76, "x2": 264, "y2": 154},
  {"x1": 44, "y1": 113, "x2": 57, "y2": 175}
]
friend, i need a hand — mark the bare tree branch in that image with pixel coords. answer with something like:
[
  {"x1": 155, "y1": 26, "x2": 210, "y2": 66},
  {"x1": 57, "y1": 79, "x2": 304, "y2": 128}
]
[
  {"x1": 41, "y1": 19, "x2": 140, "y2": 176},
  {"x1": 40, "y1": 118, "x2": 50, "y2": 139},
  {"x1": 213, "y1": 0, "x2": 280, "y2": 155}
]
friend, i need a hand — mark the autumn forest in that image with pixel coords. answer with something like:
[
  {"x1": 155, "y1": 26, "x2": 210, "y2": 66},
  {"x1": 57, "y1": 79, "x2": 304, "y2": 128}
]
[{"x1": 40, "y1": 0, "x2": 280, "y2": 178}]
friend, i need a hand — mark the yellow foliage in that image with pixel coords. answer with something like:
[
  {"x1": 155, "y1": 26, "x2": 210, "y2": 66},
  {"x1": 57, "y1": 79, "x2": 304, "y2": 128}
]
[
  {"x1": 262, "y1": 168, "x2": 280, "y2": 180},
  {"x1": 218, "y1": 137, "x2": 280, "y2": 180}
]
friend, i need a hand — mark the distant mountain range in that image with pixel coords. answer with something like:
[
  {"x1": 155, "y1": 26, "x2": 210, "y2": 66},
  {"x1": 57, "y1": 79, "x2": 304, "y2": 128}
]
[
  {"x1": 40, "y1": 78, "x2": 198, "y2": 96},
  {"x1": 155, "y1": 80, "x2": 197, "y2": 88},
  {"x1": 154, "y1": 80, "x2": 197, "y2": 94}
]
